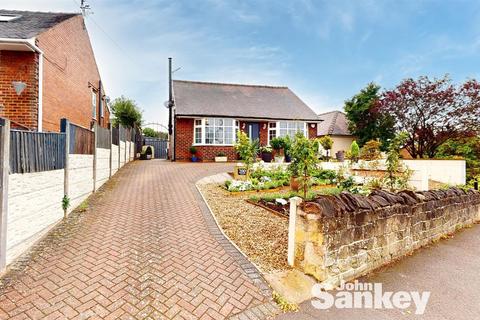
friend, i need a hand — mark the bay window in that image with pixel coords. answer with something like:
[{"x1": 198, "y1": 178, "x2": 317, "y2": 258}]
[
  {"x1": 268, "y1": 121, "x2": 307, "y2": 144},
  {"x1": 193, "y1": 118, "x2": 239, "y2": 145}
]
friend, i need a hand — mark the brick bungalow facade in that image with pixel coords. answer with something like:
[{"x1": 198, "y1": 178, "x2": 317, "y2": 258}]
[
  {"x1": 171, "y1": 80, "x2": 320, "y2": 161},
  {"x1": 0, "y1": 10, "x2": 109, "y2": 132}
]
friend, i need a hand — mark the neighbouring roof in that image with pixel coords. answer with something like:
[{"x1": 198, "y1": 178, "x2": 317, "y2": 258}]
[
  {"x1": 173, "y1": 80, "x2": 320, "y2": 121},
  {"x1": 317, "y1": 110, "x2": 352, "y2": 136},
  {"x1": 0, "y1": 10, "x2": 79, "y2": 39}
]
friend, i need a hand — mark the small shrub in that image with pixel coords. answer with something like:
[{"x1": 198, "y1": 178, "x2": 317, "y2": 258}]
[
  {"x1": 189, "y1": 146, "x2": 197, "y2": 155},
  {"x1": 349, "y1": 141, "x2": 360, "y2": 162},
  {"x1": 360, "y1": 140, "x2": 382, "y2": 160}
]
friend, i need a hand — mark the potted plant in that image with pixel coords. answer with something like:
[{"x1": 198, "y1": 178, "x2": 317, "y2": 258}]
[
  {"x1": 215, "y1": 152, "x2": 228, "y2": 162},
  {"x1": 270, "y1": 137, "x2": 285, "y2": 163},
  {"x1": 260, "y1": 146, "x2": 273, "y2": 162},
  {"x1": 288, "y1": 161, "x2": 300, "y2": 191},
  {"x1": 190, "y1": 146, "x2": 199, "y2": 162},
  {"x1": 318, "y1": 135, "x2": 334, "y2": 161}
]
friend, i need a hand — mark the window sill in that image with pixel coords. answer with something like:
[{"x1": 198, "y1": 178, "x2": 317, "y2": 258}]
[{"x1": 192, "y1": 144, "x2": 234, "y2": 147}]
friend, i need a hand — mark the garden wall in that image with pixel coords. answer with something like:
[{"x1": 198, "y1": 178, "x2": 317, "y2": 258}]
[
  {"x1": 7, "y1": 170, "x2": 64, "y2": 264},
  {"x1": 95, "y1": 147, "x2": 110, "y2": 190},
  {"x1": 290, "y1": 188, "x2": 480, "y2": 286},
  {"x1": 111, "y1": 144, "x2": 119, "y2": 175},
  {"x1": 69, "y1": 154, "x2": 94, "y2": 210}
]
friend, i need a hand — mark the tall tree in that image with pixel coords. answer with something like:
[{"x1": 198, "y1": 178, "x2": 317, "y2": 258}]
[
  {"x1": 344, "y1": 83, "x2": 395, "y2": 150},
  {"x1": 377, "y1": 76, "x2": 480, "y2": 158},
  {"x1": 111, "y1": 96, "x2": 142, "y2": 128}
]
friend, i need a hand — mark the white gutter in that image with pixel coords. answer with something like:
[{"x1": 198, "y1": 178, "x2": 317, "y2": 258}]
[{"x1": 0, "y1": 38, "x2": 44, "y2": 131}]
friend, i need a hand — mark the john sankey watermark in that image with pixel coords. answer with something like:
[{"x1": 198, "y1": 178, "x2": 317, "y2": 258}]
[{"x1": 311, "y1": 280, "x2": 431, "y2": 315}]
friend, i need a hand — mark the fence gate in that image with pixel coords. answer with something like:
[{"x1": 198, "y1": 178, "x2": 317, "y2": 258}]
[{"x1": 143, "y1": 137, "x2": 168, "y2": 159}]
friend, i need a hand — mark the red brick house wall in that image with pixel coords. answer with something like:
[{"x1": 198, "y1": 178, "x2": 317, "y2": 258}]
[
  {"x1": 37, "y1": 15, "x2": 109, "y2": 132},
  {"x1": 0, "y1": 51, "x2": 39, "y2": 130},
  {"x1": 172, "y1": 118, "x2": 319, "y2": 161}
]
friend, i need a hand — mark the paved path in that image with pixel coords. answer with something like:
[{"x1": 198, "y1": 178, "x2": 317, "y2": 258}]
[
  {"x1": 0, "y1": 161, "x2": 275, "y2": 319},
  {"x1": 276, "y1": 224, "x2": 480, "y2": 320}
]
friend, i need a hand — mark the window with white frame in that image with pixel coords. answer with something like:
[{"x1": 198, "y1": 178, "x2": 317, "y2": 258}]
[
  {"x1": 92, "y1": 91, "x2": 97, "y2": 119},
  {"x1": 193, "y1": 118, "x2": 239, "y2": 145},
  {"x1": 268, "y1": 121, "x2": 307, "y2": 144}
]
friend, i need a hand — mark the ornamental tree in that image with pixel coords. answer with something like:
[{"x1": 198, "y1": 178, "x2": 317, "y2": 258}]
[
  {"x1": 377, "y1": 76, "x2": 480, "y2": 158},
  {"x1": 111, "y1": 96, "x2": 142, "y2": 128},
  {"x1": 344, "y1": 83, "x2": 395, "y2": 150}
]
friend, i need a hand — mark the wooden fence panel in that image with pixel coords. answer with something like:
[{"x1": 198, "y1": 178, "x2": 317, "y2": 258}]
[
  {"x1": 69, "y1": 124, "x2": 94, "y2": 155},
  {"x1": 9, "y1": 130, "x2": 66, "y2": 174},
  {"x1": 112, "y1": 127, "x2": 119, "y2": 145},
  {"x1": 96, "y1": 126, "x2": 111, "y2": 149}
]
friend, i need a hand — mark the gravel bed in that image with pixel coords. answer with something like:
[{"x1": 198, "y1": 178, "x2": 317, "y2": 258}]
[{"x1": 198, "y1": 183, "x2": 290, "y2": 273}]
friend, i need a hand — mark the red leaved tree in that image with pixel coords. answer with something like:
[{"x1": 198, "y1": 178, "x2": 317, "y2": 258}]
[{"x1": 377, "y1": 76, "x2": 480, "y2": 158}]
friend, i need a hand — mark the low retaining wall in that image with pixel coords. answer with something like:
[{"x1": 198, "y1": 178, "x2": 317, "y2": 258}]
[{"x1": 289, "y1": 188, "x2": 480, "y2": 286}]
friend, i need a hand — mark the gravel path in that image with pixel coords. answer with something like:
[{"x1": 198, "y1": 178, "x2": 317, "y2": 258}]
[{"x1": 198, "y1": 183, "x2": 290, "y2": 273}]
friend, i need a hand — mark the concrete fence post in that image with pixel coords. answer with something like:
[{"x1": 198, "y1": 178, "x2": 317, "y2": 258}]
[
  {"x1": 60, "y1": 119, "x2": 70, "y2": 219},
  {"x1": 0, "y1": 118, "x2": 10, "y2": 271},
  {"x1": 288, "y1": 196, "x2": 302, "y2": 266},
  {"x1": 93, "y1": 123, "x2": 97, "y2": 192},
  {"x1": 118, "y1": 126, "x2": 121, "y2": 170},
  {"x1": 108, "y1": 123, "x2": 112, "y2": 178}
]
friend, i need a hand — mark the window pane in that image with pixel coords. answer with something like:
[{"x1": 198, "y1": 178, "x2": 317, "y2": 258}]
[
  {"x1": 195, "y1": 119, "x2": 202, "y2": 126},
  {"x1": 205, "y1": 127, "x2": 214, "y2": 144},
  {"x1": 279, "y1": 129, "x2": 287, "y2": 137},
  {"x1": 224, "y1": 119, "x2": 233, "y2": 126},
  {"x1": 215, "y1": 118, "x2": 223, "y2": 126},
  {"x1": 279, "y1": 122, "x2": 287, "y2": 128},
  {"x1": 195, "y1": 127, "x2": 202, "y2": 143},
  {"x1": 269, "y1": 122, "x2": 276, "y2": 128},
  {"x1": 215, "y1": 127, "x2": 224, "y2": 144},
  {"x1": 205, "y1": 118, "x2": 213, "y2": 126}
]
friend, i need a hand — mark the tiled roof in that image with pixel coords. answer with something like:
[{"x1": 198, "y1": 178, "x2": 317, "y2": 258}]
[
  {"x1": 173, "y1": 80, "x2": 320, "y2": 121},
  {"x1": 317, "y1": 110, "x2": 352, "y2": 136},
  {"x1": 0, "y1": 10, "x2": 78, "y2": 39}
]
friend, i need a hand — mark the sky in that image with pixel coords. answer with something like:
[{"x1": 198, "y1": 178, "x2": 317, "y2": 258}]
[{"x1": 3, "y1": 0, "x2": 480, "y2": 128}]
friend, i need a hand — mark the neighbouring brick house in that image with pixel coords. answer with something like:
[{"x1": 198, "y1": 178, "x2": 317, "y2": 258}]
[
  {"x1": 0, "y1": 10, "x2": 109, "y2": 132},
  {"x1": 171, "y1": 80, "x2": 320, "y2": 161}
]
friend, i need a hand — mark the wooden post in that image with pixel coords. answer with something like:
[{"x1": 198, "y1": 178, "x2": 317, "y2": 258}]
[
  {"x1": 108, "y1": 123, "x2": 112, "y2": 178},
  {"x1": 0, "y1": 118, "x2": 10, "y2": 271},
  {"x1": 288, "y1": 196, "x2": 302, "y2": 266},
  {"x1": 61, "y1": 119, "x2": 70, "y2": 219},
  {"x1": 93, "y1": 123, "x2": 97, "y2": 192}
]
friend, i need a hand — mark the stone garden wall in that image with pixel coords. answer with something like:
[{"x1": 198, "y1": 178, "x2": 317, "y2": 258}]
[{"x1": 291, "y1": 188, "x2": 480, "y2": 286}]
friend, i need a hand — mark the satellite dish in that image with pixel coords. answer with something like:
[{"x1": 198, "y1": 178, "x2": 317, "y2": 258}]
[{"x1": 164, "y1": 101, "x2": 170, "y2": 108}]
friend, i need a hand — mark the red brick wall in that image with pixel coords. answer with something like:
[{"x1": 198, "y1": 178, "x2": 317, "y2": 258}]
[
  {"x1": 37, "y1": 15, "x2": 109, "y2": 132},
  {"x1": 0, "y1": 51, "x2": 39, "y2": 130},
  {"x1": 173, "y1": 118, "x2": 238, "y2": 161}
]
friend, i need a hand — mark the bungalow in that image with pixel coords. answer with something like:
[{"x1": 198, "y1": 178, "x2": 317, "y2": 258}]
[
  {"x1": 171, "y1": 80, "x2": 320, "y2": 161},
  {"x1": 317, "y1": 110, "x2": 355, "y2": 157},
  {"x1": 0, "y1": 10, "x2": 109, "y2": 131}
]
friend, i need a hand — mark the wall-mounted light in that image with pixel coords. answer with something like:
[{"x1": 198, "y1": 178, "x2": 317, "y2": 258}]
[
  {"x1": 12, "y1": 81, "x2": 27, "y2": 95},
  {"x1": 242, "y1": 122, "x2": 246, "y2": 129},
  {"x1": 262, "y1": 123, "x2": 267, "y2": 129},
  {"x1": 310, "y1": 123, "x2": 316, "y2": 128}
]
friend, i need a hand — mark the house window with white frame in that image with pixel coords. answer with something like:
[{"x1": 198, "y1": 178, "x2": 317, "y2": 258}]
[
  {"x1": 193, "y1": 118, "x2": 239, "y2": 145},
  {"x1": 92, "y1": 91, "x2": 97, "y2": 119},
  {"x1": 268, "y1": 121, "x2": 307, "y2": 144}
]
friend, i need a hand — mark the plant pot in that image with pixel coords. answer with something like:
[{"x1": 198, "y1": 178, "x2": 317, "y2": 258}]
[
  {"x1": 191, "y1": 156, "x2": 199, "y2": 162},
  {"x1": 285, "y1": 155, "x2": 291, "y2": 163},
  {"x1": 215, "y1": 156, "x2": 227, "y2": 162},
  {"x1": 261, "y1": 152, "x2": 272, "y2": 163},
  {"x1": 290, "y1": 176, "x2": 300, "y2": 191},
  {"x1": 274, "y1": 155, "x2": 285, "y2": 163}
]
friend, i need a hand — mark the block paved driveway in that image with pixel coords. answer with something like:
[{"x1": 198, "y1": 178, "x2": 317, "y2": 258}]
[{"x1": 0, "y1": 161, "x2": 275, "y2": 319}]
